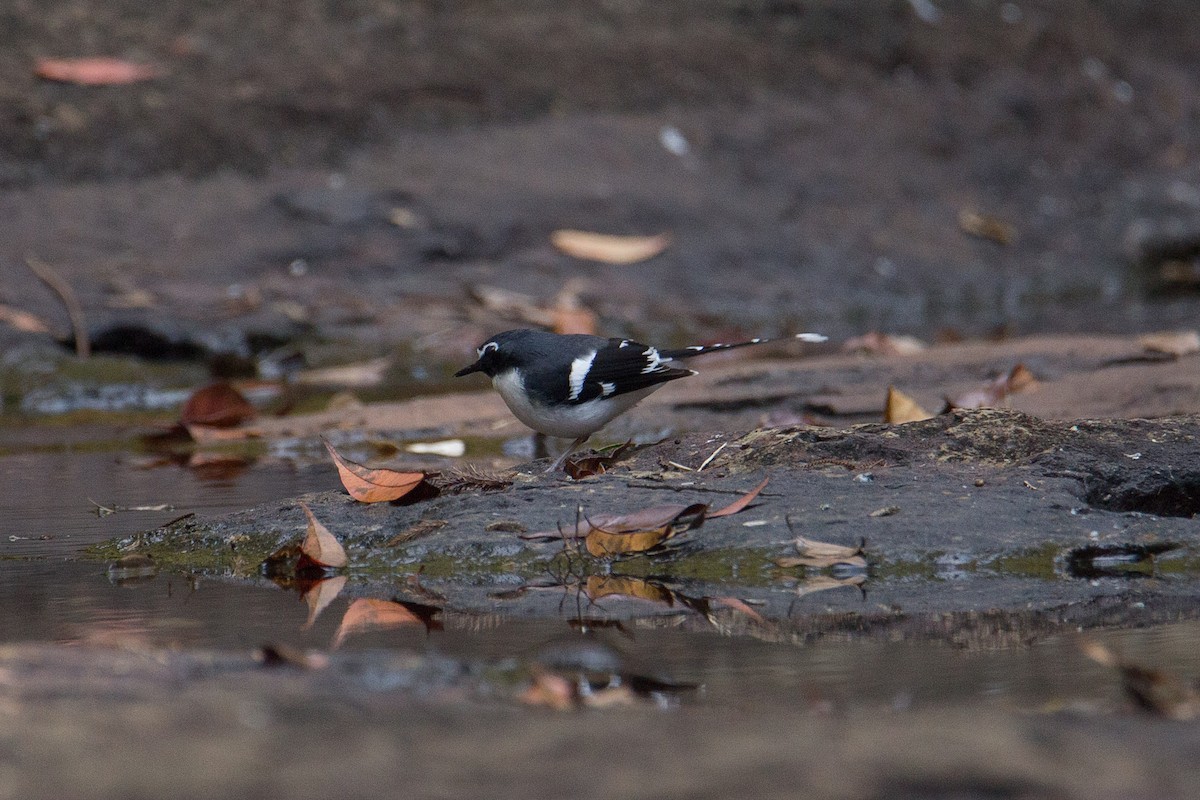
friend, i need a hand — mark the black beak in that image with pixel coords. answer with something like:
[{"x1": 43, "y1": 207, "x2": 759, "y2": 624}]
[{"x1": 454, "y1": 360, "x2": 484, "y2": 377}]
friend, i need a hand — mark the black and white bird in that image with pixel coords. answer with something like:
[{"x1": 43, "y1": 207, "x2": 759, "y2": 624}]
[{"x1": 454, "y1": 328, "x2": 827, "y2": 470}]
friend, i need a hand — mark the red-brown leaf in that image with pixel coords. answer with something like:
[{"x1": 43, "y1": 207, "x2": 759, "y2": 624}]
[
  {"x1": 708, "y1": 478, "x2": 769, "y2": 518},
  {"x1": 323, "y1": 438, "x2": 426, "y2": 503},
  {"x1": 35, "y1": 56, "x2": 163, "y2": 85},
  {"x1": 180, "y1": 382, "x2": 256, "y2": 428},
  {"x1": 331, "y1": 598, "x2": 423, "y2": 649},
  {"x1": 298, "y1": 502, "x2": 348, "y2": 569}
]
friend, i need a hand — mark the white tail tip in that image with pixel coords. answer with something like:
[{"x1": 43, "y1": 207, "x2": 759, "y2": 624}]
[{"x1": 794, "y1": 333, "x2": 828, "y2": 343}]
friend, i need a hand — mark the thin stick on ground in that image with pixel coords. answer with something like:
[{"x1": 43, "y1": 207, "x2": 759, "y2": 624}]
[{"x1": 25, "y1": 254, "x2": 90, "y2": 358}]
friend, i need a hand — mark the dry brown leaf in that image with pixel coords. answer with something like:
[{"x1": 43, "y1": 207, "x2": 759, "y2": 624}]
[
  {"x1": 709, "y1": 478, "x2": 769, "y2": 518},
  {"x1": 322, "y1": 438, "x2": 426, "y2": 503},
  {"x1": 0, "y1": 304, "x2": 52, "y2": 334},
  {"x1": 563, "y1": 441, "x2": 636, "y2": 479},
  {"x1": 180, "y1": 382, "x2": 256, "y2": 428},
  {"x1": 298, "y1": 502, "x2": 348, "y2": 569},
  {"x1": 550, "y1": 230, "x2": 672, "y2": 264},
  {"x1": 585, "y1": 519, "x2": 686, "y2": 557},
  {"x1": 884, "y1": 385, "x2": 934, "y2": 424},
  {"x1": 331, "y1": 598, "x2": 424, "y2": 648},
  {"x1": 300, "y1": 575, "x2": 347, "y2": 630},
  {"x1": 35, "y1": 56, "x2": 163, "y2": 85},
  {"x1": 842, "y1": 332, "x2": 927, "y2": 356},
  {"x1": 958, "y1": 209, "x2": 1016, "y2": 245},
  {"x1": 1138, "y1": 330, "x2": 1200, "y2": 357}
]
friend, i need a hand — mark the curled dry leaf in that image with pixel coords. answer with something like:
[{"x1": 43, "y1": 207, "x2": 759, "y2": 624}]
[
  {"x1": 884, "y1": 385, "x2": 934, "y2": 424},
  {"x1": 1138, "y1": 330, "x2": 1200, "y2": 357},
  {"x1": 322, "y1": 438, "x2": 426, "y2": 503},
  {"x1": 550, "y1": 229, "x2": 672, "y2": 265},
  {"x1": 563, "y1": 440, "x2": 636, "y2": 479},
  {"x1": 958, "y1": 209, "x2": 1016, "y2": 245},
  {"x1": 778, "y1": 535, "x2": 868, "y2": 570},
  {"x1": 35, "y1": 56, "x2": 163, "y2": 85},
  {"x1": 944, "y1": 364, "x2": 1038, "y2": 410},
  {"x1": 584, "y1": 503, "x2": 707, "y2": 557},
  {"x1": 180, "y1": 382, "x2": 256, "y2": 428},
  {"x1": 301, "y1": 575, "x2": 347, "y2": 630},
  {"x1": 709, "y1": 478, "x2": 769, "y2": 518},
  {"x1": 298, "y1": 502, "x2": 348, "y2": 569},
  {"x1": 332, "y1": 598, "x2": 425, "y2": 649}
]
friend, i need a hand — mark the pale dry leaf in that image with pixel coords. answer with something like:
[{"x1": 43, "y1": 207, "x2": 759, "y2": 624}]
[
  {"x1": 299, "y1": 502, "x2": 348, "y2": 569},
  {"x1": 1138, "y1": 330, "x2": 1200, "y2": 357},
  {"x1": 884, "y1": 385, "x2": 934, "y2": 424},
  {"x1": 550, "y1": 230, "x2": 672, "y2": 265}
]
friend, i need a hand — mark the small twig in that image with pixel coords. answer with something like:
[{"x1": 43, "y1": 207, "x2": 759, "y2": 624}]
[
  {"x1": 25, "y1": 254, "x2": 90, "y2": 358},
  {"x1": 697, "y1": 441, "x2": 729, "y2": 471}
]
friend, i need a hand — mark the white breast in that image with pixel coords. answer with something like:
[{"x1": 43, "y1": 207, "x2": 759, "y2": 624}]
[{"x1": 492, "y1": 370, "x2": 661, "y2": 439}]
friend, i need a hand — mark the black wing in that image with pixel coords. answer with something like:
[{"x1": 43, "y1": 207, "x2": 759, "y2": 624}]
[{"x1": 528, "y1": 337, "x2": 693, "y2": 406}]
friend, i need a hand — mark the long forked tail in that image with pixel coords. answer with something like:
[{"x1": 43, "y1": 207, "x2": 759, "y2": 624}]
[{"x1": 659, "y1": 332, "x2": 827, "y2": 360}]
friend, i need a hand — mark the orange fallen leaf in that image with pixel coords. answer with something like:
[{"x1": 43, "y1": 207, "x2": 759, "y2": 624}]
[
  {"x1": 709, "y1": 477, "x2": 769, "y2": 518},
  {"x1": 958, "y1": 209, "x2": 1016, "y2": 245},
  {"x1": 180, "y1": 382, "x2": 256, "y2": 428},
  {"x1": 944, "y1": 363, "x2": 1038, "y2": 410},
  {"x1": 0, "y1": 304, "x2": 52, "y2": 334},
  {"x1": 298, "y1": 502, "x2": 348, "y2": 569},
  {"x1": 331, "y1": 598, "x2": 424, "y2": 648},
  {"x1": 884, "y1": 385, "x2": 934, "y2": 424},
  {"x1": 520, "y1": 669, "x2": 577, "y2": 711},
  {"x1": 300, "y1": 575, "x2": 347, "y2": 630},
  {"x1": 550, "y1": 230, "x2": 672, "y2": 264},
  {"x1": 322, "y1": 438, "x2": 426, "y2": 503},
  {"x1": 35, "y1": 56, "x2": 163, "y2": 86}
]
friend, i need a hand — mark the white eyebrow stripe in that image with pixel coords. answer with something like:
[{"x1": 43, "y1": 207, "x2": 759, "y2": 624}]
[{"x1": 567, "y1": 351, "x2": 596, "y2": 401}]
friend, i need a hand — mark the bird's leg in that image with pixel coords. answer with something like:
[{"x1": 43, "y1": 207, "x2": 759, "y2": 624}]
[{"x1": 546, "y1": 435, "x2": 589, "y2": 473}]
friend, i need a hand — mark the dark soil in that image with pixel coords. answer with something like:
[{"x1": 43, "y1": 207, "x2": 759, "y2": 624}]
[{"x1": 2, "y1": 0, "x2": 1200, "y2": 371}]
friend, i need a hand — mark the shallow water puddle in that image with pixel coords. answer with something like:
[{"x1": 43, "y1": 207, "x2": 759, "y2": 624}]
[{"x1": 2, "y1": 448, "x2": 1199, "y2": 715}]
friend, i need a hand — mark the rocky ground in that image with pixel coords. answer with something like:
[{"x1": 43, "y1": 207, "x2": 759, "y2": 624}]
[{"x1": 3, "y1": 2, "x2": 1200, "y2": 798}]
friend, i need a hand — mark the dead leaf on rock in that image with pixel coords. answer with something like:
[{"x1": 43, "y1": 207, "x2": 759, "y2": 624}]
[
  {"x1": 298, "y1": 502, "x2": 348, "y2": 570},
  {"x1": 550, "y1": 230, "x2": 672, "y2": 264},
  {"x1": 1138, "y1": 330, "x2": 1200, "y2": 357},
  {"x1": 584, "y1": 504, "x2": 706, "y2": 557},
  {"x1": 180, "y1": 382, "x2": 257, "y2": 428},
  {"x1": 778, "y1": 535, "x2": 868, "y2": 570},
  {"x1": 300, "y1": 575, "x2": 347, "y2": 630},
  {"x1": 564, "y1": 441, "x2": 636, "y2": 479},
  {"x1": 323, "y1": 438, "x2": 427, "y2": 503},
  {"x1": 958, "y1": 209, "x2": 1016, "y2": 245},
  {"x1": 35, "y1": 56, "x2": 163, "y2": 85},
  {"x1": 332, "y1": 598, "x2": 425, "y2": 649},
  {"x1": 709, "y1": 478, "x2": 769, "y2": 518},
  {"x1": 884, "y1": 385, "x2": 934, "y2": 424}
]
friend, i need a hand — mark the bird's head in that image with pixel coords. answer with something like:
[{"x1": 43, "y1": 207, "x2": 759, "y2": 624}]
[{"x1": 453, "y1": 329, "x2": 538, "y2": 378}]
